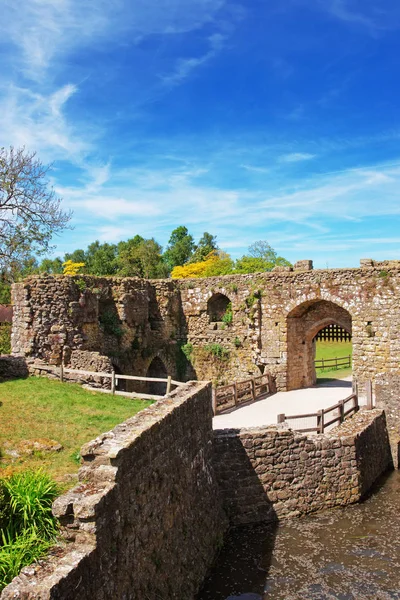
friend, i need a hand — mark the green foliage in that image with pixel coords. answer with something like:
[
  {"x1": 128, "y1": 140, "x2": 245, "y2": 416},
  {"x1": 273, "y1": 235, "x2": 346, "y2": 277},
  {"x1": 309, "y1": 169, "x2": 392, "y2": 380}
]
[
  {"x1": 245, "y1": 290, "x2": 262, "y2": 308},
  {"x1": 181, "y1": 342, "x2": 194, "y2": 362},
  {"x1": 117, "y1": 236, "x2": 168, "y2": 279},
  {"x1": 0, "y1": 283, "x2": 11, "y2": 304},
  {"x1": 74, "y1": 278, "x2": 87, "y2": 293},
  {"x1": 99, "y1": 310, "x2": 123, "y2": 338},
  {"x1": 222, "y1": 302, "x2": 233, "y2": 325},
  {"x1": 164, "y1": 226, "x2": 195, "y2": 270},
  {"x1": 0, "y1": 324, "x2": 11, "y2": 355},
  {"x1": 204, "y1": 343, "x2": 230, "y2": 361},
  {"x1": 203, "y1": 252, "x2": 235, "y2": 277},
  {"x1": 379, "y1": 270, "x2": 389, "y2": 278},
  {"x1": 0, "y1": 470, "x2": 60, "y2": 591},
  {"x1": 234, "y1": 336, "x2": 241, "y2": 348},
  {"x1": 189, "y1": 232, "x2": 218, "y2": 263},
  {"x1": 38, "y1": 258, "x2": 63, "y2": 275},
  {"x1": 131, "y1": 337, "x2": 141, "y2": 351}
]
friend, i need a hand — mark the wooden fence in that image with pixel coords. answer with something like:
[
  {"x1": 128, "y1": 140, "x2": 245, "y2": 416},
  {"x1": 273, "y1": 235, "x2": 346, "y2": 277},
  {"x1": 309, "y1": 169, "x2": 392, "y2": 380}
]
[
  {"x1": 213, "y1": 373, "x2": 274, "y2": 415},
  {"x1": 315, "y1": 355, "x2": 351, "y2": 371},
  {"x1": 59, "y1": 364, "x2": 185, "y2": 400},
  {"x1": 277, "y1": 392, "x2": 359, "y2": 434}
]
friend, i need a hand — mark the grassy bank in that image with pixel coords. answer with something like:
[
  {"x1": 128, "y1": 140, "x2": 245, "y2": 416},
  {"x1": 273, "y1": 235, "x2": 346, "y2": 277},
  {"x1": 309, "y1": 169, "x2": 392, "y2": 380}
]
[
  {"x1": 0, "y1": 377, "x2": 153, "y2": 484},
  {"x1": 315, "y1": 341, "x2": 352, "y2": 381}
]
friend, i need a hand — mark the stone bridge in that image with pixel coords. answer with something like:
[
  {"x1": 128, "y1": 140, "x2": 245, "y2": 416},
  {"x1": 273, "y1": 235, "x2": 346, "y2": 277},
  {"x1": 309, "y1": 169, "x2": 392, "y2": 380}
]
[{"x1": 11, "y1": 258, "x2": 400, "y2": 392}]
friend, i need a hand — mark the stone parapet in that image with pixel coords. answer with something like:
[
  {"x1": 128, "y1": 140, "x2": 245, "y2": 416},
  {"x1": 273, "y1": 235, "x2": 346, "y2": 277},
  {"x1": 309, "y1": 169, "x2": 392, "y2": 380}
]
[
  {"x1": 213, "y1": 409, "x2": 393, "y2": 526},
  {"x1": 1, "y1": 381, "x2": 227, "y2": 600}
]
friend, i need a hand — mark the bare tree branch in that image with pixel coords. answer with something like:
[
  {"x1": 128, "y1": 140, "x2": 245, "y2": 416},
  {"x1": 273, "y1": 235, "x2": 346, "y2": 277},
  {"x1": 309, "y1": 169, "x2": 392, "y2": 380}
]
[{"x1": 0, "y1": 146, "x2": 72, "y2": 269}]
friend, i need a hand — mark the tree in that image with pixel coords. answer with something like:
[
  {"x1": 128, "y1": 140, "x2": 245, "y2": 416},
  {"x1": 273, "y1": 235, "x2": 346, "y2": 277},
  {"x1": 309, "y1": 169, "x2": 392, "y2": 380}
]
[
  {"x1": 38, "y1": 257, "x2": 63, "y2": 274},
  {"x1": 163, "y1": 226, "x2": 195, "y2": 270},
  {"x1": 190, "y1": 232, "x2": 218, "y2": 263},
  {"x1": 117, "y1": 236, "x2": 168, "y2": 279},
  {"x1": 171, "y1": 251, "x2": 235, "y2": 279},
  {"x1": 84, "y1": 241, "x2": 118, "y2": 276},
  {"x1": 235, "y1": 241, "x2": 292, "y2": 273},
  {"x1": 0, "y1": 147, "x2": 71, "y2": 269}
]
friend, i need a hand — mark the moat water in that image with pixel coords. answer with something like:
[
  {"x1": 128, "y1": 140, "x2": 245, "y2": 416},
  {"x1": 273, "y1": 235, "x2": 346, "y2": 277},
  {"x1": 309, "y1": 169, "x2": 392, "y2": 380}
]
[{"x1": 197, "y1": 470, "x2": 400, "y2": 600}]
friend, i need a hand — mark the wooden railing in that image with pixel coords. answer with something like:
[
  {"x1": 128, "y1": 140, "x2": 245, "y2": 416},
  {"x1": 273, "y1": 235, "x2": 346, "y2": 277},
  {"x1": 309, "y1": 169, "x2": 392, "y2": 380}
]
[
  {"x1": 277, "y1": 392, "x2": 359, "y2": 434},
  {"x1": 213, "y1": 373, "x2": 274, "y2": 415},
  {"x1": 315, "y1": 355, "x2": 351, "y2": 371},
  {"x1": 59, "y1": 364, "x2": 185, "y2": 399}
]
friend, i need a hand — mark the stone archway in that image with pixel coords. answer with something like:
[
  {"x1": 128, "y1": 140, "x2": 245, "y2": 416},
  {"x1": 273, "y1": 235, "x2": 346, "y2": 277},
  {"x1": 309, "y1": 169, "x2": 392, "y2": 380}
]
[
  {"x1": 146, "y1": 356, "x2": 168, "y2": 396},
  {"x1": 286, "y1": 300, "x2": 352, "y2": 390}
]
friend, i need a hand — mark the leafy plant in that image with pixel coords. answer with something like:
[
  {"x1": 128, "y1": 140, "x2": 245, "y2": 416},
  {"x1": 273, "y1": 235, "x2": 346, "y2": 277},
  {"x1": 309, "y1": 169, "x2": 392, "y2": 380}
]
[
  {"x1": 74, "y1": 277, "x2": 87, "y2": 293},
  {"x1": 181, "y1": 342, "x2": 194, "y2": 361},
  {"x1": 0, "y1": 323, "x2": 11, "y2": 355},
  {"x1": 99, "y1": 310, "x2": 123, "y2": 338},
  {"x1": 0, "y1": 470, "x2": 60, "y2": 592},
  {"x1": 222, "y1": 302, "x2": 233, "y2": 325},
  {"x1": 234, "y1": 337, "x2": 241, "y2": 348},
  {"x1": 204, "y1": 343, "x2": 230, "y2": 361}
]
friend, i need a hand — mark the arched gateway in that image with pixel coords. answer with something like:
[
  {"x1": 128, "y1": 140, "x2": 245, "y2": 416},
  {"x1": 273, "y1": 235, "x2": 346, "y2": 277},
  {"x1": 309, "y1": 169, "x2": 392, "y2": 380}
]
[{"x1": 286, "y1": 299, "x2": 352, "y2": 390}]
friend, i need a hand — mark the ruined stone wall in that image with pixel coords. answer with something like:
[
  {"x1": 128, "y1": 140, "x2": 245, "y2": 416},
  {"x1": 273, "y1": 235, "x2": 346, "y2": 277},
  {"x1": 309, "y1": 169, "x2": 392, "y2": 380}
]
[
  {"x1": 179, "y1": 261, "x2": 400, "y2": 390},
  {"x1": 1, "y1": 382, "x2": 227, "y2": 600},
  {"x1": 213, "y1": 409, "x2": 392, "y2": 526},
  {"x1": 375, "y1": 373, "x2": 400, "y2": 468},
  {"x1": 11, "y1": 275, "x2": 189, "y2": 389},
  {"x1": 11, "y1": 260, "x2": 400, "y2": 392}
]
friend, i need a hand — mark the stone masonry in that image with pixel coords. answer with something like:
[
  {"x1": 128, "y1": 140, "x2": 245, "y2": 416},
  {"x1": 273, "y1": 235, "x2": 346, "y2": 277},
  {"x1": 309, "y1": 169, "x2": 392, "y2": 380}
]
[
  {"x1": 213, "y1": 409, "x2": 393, "y2": 526},
  {"x1": 1, "y1": 381, "x2": 227, "y2": 600},
  {"x1": 11, "y1": 259, "x2": 400, "y2": 392}
]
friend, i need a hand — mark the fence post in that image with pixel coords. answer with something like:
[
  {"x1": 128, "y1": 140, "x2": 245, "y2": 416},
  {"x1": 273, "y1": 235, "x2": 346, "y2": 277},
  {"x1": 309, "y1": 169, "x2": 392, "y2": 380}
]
[
  {"x1": 335, "y1": 357, "x2": 338, "y2": 370},
  {"x1": 277, "y1": 413, "x2": 285, "y2": 424},
  {"x1": 321, "y1": 358, "x2": 325, "y2": 371},
  {"x1": 166, "y1": 375, "x2": 172, "y2": 395},
  {"x1": 212, "y1": 388, "x2": 217, "y2": 415},
  {"x1": 317, "y1": 410, "x2": 324, "y2": 433},
  {"x1": 111, "y1": 370, "x2": 116, "y2": 395},
  {"x1": 233, "y1": 382, "x2": 238, "y2": 406},
  {"x1": 251, "y1": 378, "x2": 256, "y2": 402},
  {"x1": 339, "y1": 399, "x2": 345, "y2": 423},
  {"x1": 60, "y1": 362, "x2": 64, "y2": 383}
]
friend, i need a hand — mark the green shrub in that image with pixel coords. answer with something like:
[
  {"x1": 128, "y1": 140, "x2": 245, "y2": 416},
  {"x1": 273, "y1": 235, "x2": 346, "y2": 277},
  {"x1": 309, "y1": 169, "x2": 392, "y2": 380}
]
[
  {"x1": 0, "y1": 470, "x2": 59, "y2": 592},
  {"x1": 234, "y1": 337, "x2": 241, "y2": 348},
  {"x1": 222, "y1": 302, "x2": 233, "y2": 325},
  {"x1": 99, "y1": 310, "x2": 123, "y2": 338},
  {"x1": 181, "y1": 342, "x2": 194, "y2": 361},
  {"x1": 204, "y1": 343, "x2": 230, "y2": 361},
  {"x1": 0, "y1": 323, "x2": 11, "y2": 355}
]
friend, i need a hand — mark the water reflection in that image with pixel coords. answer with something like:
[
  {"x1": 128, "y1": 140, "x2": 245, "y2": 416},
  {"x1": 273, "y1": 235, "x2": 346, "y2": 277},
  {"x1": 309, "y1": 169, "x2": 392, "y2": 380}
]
[{"x1": 197, "y1": 471, "x2": 400, "y2": 600}]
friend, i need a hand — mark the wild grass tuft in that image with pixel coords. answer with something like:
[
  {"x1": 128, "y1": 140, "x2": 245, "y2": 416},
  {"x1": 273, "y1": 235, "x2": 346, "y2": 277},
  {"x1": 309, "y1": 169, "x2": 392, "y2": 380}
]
[{"x1": 0, "y1": 470, "x2": 59, "y2": 592}]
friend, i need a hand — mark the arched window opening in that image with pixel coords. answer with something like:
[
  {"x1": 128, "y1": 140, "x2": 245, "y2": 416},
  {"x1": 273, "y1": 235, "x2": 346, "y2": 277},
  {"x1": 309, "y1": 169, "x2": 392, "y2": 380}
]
[
  {"x1": 207, "y1": 293, "x2": 232, "y2": 324},
  {"x1": 146, "y1": 357, "x2": 168, "y2": 396}
]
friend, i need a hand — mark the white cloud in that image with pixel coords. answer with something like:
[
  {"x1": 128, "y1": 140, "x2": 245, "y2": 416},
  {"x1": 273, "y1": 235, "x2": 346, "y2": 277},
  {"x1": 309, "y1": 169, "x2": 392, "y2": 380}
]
[
  {"x1": 161, "y1": 33, "x2": 226, "y2": 85},
  {"x1": 0, "y1": 0, "x2": 227, "y2": 78},
  {"x1": 279, "y1": 152, "x2": 316, "y2": 163},
  {"x1": 0, "y1": 83, "x2": 89, "y2": 160}
]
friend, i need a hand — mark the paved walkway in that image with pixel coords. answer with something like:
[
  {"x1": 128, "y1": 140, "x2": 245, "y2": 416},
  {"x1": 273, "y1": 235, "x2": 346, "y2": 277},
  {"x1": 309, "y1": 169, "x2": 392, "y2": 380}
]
[{"x1": 213, "y1": 377, "x2": 364, "y2": 430}]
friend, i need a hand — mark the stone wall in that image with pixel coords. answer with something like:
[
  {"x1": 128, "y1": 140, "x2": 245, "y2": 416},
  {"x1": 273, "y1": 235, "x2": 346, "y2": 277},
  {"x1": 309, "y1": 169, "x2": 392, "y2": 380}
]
[
  {"x1": 1, "y1": 381, "x2": 227, "y2": 600},
  {"x1": 213, "y1": 409, "x2": 392, "y2": 526},
  {"x1": 375, "y1": 373, "x2": 400, "y2": 468},
  {"x1": 11, "y1": 260, "x2": 400, "y2": 391}
]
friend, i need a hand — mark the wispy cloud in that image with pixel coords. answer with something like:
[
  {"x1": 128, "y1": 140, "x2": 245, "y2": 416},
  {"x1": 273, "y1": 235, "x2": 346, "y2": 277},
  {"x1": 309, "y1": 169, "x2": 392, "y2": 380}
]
[
  {"x1": 161, "y1": 33, "x2": 227, "y2": 85},
  {"x1": 279, "y1": 152, "x2": 316, "y2": 163},
  {"x1": 315, "y1": 0, "x2": 400, "y2": 35}
]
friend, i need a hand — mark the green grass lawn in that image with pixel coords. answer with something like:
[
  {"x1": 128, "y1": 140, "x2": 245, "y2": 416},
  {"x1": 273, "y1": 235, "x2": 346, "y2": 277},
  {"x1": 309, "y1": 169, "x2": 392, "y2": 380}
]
[
  {"x1": 0, "y1": 377, "x2": 153, "y2": 485},
  {"x1": 315, "y1": 341, "x2": 352, "y2": 381}
]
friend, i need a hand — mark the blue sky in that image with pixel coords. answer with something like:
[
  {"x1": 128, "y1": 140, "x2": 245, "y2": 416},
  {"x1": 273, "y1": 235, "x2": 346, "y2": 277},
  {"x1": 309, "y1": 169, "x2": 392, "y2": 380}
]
[{"x1": 1, "y1": 0, "x2": 400, "y2": 268}]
